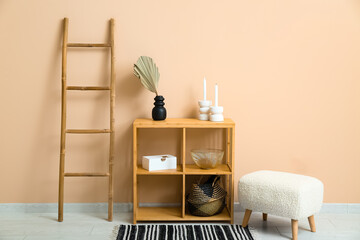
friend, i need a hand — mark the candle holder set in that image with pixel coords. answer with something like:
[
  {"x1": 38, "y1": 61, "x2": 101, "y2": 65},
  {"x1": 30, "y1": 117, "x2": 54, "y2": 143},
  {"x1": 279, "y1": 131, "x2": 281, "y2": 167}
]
[
  {"x1": 198, "y1": 78, "x2": 224, "y2": 122},
  {"x1": 198, "y1": 101, "x2": 224, "y2": 122}
]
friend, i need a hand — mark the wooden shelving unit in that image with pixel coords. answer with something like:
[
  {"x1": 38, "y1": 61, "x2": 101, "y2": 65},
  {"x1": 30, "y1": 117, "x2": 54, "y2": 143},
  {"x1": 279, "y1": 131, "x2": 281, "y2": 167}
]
[{"x1": 133, "y1": 118, "x2": 235, "y2": 224}]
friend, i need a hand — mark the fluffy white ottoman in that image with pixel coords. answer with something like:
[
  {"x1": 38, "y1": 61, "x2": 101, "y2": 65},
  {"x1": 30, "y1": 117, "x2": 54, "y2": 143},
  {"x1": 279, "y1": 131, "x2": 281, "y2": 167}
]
[{"x1": 238, "y1": 170, "x2": 323, "y2": 240}]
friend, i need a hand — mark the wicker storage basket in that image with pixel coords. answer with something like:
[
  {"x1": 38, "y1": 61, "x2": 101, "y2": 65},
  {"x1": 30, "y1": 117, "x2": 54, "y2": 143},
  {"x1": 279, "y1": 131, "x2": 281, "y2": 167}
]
[{"x1": 187, "y1": 176, "x2": 227, "y2": 217}]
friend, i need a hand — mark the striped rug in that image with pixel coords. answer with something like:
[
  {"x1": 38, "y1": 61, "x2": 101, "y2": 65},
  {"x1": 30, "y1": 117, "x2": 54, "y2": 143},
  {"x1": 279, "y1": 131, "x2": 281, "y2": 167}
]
[{"x1": 113, "y1": 224, "x2": 254, "y2": 240}]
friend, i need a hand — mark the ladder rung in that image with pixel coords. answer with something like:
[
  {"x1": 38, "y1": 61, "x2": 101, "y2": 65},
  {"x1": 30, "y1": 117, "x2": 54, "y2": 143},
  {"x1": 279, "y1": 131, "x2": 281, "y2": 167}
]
[
  {"x1": 67, "y1": 86, "x2": 110, "y2": 91},
  {"x1": 66, "y1": 129, "x2": 111, "y2": 134},
  {"x1": 64, "y1": 172, "x2": 110, "y2": 177},
  {"x1": 67, "y1": 43, "x2": 111, "y2": 48}
]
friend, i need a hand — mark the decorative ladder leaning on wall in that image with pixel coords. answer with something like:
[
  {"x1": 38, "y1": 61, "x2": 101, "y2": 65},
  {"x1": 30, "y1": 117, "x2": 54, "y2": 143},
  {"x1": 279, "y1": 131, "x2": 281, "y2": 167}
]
[{"x1": 58, "y1": 18, "x2": 116, "y2": 222}]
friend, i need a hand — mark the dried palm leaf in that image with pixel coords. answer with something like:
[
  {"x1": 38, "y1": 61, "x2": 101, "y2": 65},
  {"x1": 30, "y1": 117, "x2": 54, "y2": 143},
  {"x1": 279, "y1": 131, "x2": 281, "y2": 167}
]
[{"x1": 134, "y1": 56, "x2": 159, "y2": 95}]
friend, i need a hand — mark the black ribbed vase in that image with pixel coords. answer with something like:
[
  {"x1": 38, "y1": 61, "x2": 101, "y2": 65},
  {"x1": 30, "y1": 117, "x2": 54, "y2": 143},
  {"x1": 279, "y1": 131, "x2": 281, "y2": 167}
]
[{"x1": 152, "y1": 95, "x2": 167, "y2": 121}]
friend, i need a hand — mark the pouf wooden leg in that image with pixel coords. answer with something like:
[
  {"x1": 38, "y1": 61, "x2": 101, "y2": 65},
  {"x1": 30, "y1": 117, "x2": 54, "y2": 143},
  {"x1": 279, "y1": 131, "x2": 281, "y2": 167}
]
[
  {"x1": 242, "y1": 209, "x2": 252, "y2": 227},
  {"x1": 263, "y1": 213, "x2": 267, "y2": 221},
  {"x1": 291, "y1": 219, "x2": 298, "y2": 240},
  {"x1": 308, "y1": 215, "x2": 316, "y2": 232}
]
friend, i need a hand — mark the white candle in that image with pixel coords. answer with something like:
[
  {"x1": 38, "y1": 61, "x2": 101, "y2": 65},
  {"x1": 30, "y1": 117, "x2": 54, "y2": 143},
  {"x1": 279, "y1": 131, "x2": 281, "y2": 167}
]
[
  {"x1": 203, "y1": 77, "x2": 206, "y2": 100},
  {"x1": 215, "y1": 83, "x2": 218, "y2": 107}
]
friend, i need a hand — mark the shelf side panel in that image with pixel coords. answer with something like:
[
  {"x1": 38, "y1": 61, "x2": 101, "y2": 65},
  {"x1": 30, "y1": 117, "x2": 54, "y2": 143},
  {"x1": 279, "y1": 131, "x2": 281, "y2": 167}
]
[{"x1": 133, "y1": 125, "x2": 138, "y2": 224}]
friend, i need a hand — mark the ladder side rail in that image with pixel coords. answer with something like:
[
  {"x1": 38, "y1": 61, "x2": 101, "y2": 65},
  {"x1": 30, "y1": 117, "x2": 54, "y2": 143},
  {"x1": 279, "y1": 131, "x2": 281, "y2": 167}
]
[
  {"x1": 58, "y1": 17, "x2": 69, "y2": 222},
  {"x1": 108, "y1": 18, "x2": 115, "y2": 222}
]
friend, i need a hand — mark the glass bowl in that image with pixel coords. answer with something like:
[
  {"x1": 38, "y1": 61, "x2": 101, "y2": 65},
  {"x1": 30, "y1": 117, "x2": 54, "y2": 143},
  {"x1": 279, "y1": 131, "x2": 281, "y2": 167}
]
[{"x1": 190, "y1": 149, "x2": 224, "y2": 169}]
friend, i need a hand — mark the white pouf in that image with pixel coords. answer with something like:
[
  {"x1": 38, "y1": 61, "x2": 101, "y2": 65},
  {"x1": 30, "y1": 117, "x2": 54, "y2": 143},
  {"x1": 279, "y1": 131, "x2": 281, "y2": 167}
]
[{"x1": 238, "y1": 170, "x2": 324, "y2": 240}]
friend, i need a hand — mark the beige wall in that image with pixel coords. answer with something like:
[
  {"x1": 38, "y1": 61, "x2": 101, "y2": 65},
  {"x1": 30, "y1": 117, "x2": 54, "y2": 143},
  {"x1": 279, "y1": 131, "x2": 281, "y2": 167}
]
[{"x1": 1, "y1": 0, "x2": 360, "y2": 204}]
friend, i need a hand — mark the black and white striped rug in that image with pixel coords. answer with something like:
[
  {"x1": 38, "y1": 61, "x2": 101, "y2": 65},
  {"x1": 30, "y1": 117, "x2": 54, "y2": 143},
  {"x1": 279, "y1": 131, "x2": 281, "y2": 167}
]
[{"x1": 113, "y1": 224, "x2": 255, "y2": 240}]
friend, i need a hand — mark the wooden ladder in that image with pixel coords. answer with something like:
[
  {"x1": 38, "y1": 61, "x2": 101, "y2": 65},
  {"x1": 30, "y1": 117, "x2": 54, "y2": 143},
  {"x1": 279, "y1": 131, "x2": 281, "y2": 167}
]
[{"x1": 58, "y1": 18, "x2": 115, "y2": 222}]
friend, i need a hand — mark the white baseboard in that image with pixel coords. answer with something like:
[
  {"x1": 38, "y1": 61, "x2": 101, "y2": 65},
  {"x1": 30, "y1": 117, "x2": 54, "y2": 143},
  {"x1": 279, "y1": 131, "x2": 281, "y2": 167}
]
[
  {"x1": 0, "y1": 202, "x2": 359, "y2": 214},
  {"x1": 0, "y1": 203, "x2": 132, "y2": 213}
]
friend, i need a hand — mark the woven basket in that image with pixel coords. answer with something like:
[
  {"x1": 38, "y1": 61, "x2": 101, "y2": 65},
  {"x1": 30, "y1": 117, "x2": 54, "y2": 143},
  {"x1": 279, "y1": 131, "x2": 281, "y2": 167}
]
[{"x1": 187, "y1": 176, "x2": 227, "y2": 217}]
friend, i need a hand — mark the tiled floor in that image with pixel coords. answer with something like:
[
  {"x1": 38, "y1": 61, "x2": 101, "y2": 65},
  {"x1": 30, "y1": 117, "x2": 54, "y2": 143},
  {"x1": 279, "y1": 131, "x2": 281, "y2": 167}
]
[
  {"x1": 0, "y1": 211, "x2": 359, "y2": 239},
  {"x1": 236, "y1": 212, "x2": 360, "y2": 240}
]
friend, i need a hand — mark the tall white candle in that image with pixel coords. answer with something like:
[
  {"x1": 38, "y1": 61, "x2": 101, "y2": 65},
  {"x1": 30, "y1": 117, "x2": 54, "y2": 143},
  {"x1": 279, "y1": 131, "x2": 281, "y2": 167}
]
[
  {"x1": 203, "y1": 77, "x2": 206, "y2": 100},
  {"x1": 215, "y1": 83, "x2": 218, "y2": 107}
]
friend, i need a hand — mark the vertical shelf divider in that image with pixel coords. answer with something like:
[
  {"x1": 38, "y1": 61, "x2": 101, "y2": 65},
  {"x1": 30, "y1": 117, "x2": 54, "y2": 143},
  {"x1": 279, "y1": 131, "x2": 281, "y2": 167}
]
[
  {"x1": 182, "y1": 127, "x2": 186, "y2": 218},
  {"x1": 227, "y1": 128, "x2": 231, "y2": 168},
  {"x1": 226, "y1": 128, "x2": 231, "y2": 212}
]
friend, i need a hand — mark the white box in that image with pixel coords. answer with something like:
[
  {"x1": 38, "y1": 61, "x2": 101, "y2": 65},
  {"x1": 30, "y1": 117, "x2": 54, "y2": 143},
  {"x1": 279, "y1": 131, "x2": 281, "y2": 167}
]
[{"x1": 142, "y1": 154, "x2": 177, "y2": 171}]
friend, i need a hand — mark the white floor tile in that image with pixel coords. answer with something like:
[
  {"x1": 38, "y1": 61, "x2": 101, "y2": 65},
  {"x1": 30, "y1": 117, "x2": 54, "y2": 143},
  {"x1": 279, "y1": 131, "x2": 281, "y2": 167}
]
[
  {"x1": 234, "y1": 211, "x2": 360, "y2": 240},
  {"x1": 0, "y1": 237, "x2": 25, "y2": 240}
]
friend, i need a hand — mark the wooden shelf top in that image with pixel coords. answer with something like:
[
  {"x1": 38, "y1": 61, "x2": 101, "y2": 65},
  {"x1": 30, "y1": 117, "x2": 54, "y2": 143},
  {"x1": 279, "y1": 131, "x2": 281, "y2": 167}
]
[
  {"x1": 133, "y1": 118, "x2": 235, "y2": 128},
  {"x1": 137, "y1": 165, "x2": 183, "y2": 175},
  {"x1": 185, "y1": 164, "x2": 232, "y2": 175}
]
